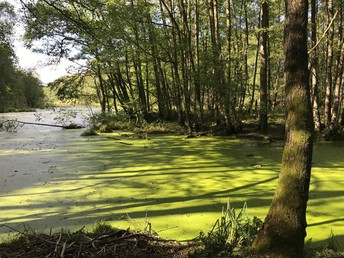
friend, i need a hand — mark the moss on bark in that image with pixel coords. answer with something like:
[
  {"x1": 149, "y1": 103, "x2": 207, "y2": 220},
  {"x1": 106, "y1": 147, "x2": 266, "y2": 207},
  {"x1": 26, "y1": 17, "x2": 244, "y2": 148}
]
[{"x1": 251, "y1": 0, "x2": 313, "y2": 257}]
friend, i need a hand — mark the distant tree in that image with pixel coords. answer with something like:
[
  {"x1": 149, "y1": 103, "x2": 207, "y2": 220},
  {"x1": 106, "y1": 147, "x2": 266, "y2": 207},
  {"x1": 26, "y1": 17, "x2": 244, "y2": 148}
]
[
  {"x1": 17, "y1": 71, "x2": 45, "y2": 108},
  {"x1": 252, "y1": 0, "x2": 314, "y2": 256},
  {"x1": 0, "y1": 2, "x2": 45, "y2": 112},
  {"x1": 0, "y1": 1, "x2": 15, "y2": 112}
]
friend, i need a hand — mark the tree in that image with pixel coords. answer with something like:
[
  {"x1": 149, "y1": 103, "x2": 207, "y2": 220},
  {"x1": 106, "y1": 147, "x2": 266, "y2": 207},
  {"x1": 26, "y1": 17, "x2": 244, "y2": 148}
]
[
  {"x1": 259, "y1": 0, "x2": 269, "y2": 131},
  {"x1": 310, "y1": 0, "x2": 321, "y2": 131},
  {"x1": 324, "y1": 0, "x2": 334, "y2": 127},
  {"x1": 252, "y1": 0, "x2": 314, "y2": 256},
  {"x1": 0, "y1": 1, "x2": 15, "y2": 112}
]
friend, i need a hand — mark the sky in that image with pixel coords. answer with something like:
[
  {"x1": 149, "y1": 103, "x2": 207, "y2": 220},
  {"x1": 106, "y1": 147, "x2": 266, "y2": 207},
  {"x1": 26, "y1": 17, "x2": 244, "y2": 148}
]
[
  {"x1": 14, "y1": 43, "x2": 76, "y2": 84},
  {"x1": 11, "y1": 0, "x2": 76, "y2": 84}
]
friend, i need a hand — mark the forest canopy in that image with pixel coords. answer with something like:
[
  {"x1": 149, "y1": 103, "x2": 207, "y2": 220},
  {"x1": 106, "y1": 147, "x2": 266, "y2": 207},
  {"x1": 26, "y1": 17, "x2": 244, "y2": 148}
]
[{"x1": 16, "y1": 0, "x2": 344, "y2": 134}]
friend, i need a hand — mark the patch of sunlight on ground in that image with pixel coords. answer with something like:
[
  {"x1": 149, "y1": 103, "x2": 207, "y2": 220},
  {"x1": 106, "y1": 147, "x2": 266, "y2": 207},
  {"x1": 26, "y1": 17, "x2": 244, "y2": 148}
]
[{"x1": 0, "y1": 130, "x2": 343, "y2": 251}]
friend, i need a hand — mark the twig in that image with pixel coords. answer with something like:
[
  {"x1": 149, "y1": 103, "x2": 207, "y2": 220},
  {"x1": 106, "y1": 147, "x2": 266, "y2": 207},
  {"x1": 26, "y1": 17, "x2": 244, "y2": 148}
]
[
  {"x1": 2, "y1": 119, "x2": 65, "y2": 128},
  {"x1": 60, "y1": 241, "x2": 67, "y2": 257},
  {"x1": 55, "y1": 229, "x2": 63, "y2": 254},
  {"x1": 308, "y1": 10, "x2": 338, "y2": 54},
  {"x1": 118, "y1": 141, "x2": 133, "y2": 145},
  {"x1": 1, "y1": 224, "x2": 57, "y2": 245},
  {"x1": 77, "y1": 243, "x2": 83, "y2": 258}
]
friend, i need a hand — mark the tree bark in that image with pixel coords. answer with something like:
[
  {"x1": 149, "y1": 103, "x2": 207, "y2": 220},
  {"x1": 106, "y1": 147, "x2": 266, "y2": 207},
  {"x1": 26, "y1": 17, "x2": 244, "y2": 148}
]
[
  {"x1": 252, "y1": 0, "x2": 314, "y2": 256},
  {"x1": 259, "y1": 1, "x2": 269, "y2": 131},
  {"x1": 310, "y1": 0, "x2": 321, "y2": 131},
  {"x1": 331, "y1": 1, "x2": 343, "y2": 126},
  {"x1": 324, "y1": 0, "x2": 334, "y2": 126}
]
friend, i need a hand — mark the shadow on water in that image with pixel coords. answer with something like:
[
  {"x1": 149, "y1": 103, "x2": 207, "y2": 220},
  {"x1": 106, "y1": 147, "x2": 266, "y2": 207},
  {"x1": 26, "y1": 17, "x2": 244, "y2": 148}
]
[{"x1": 0, "y1": 110, "x2": 343, "y2": 251}]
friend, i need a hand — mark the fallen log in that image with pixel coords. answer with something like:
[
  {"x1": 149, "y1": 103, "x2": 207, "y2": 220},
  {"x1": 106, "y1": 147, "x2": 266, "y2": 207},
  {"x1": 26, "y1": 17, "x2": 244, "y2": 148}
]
[{"x1": 0, "y1": 119, "x2": 83, "y2": 129}]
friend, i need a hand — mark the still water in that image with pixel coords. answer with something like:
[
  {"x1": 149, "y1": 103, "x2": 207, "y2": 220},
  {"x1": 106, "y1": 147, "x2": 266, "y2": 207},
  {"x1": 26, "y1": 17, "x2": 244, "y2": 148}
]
[{"x1": 0, "y1": 107, "x2": 101, "y2": 239}]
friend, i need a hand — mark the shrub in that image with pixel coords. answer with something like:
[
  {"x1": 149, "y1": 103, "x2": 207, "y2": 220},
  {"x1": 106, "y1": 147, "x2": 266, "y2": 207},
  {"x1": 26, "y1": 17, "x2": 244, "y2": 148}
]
[
  {"x1": 81, "y1": 128, "x2": 98, "y2": 136},
  {"x1": 192, "y1": 201, "x2": 263, "y2": 257}
]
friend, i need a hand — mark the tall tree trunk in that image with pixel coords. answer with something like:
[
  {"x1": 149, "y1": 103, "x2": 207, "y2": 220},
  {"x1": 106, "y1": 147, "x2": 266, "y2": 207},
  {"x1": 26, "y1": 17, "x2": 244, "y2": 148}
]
[
  {"x1": 331, "y1": 41, "x2": 344, "y2": 126},
  {"x1": 248, "y1": 34, "x2": 260, "y2": 116},
  {"x1": 331, "y1": 2, "x2": 343, "y2": 126},
  {"x1": 324, "y1": 0, "x2": 334, "y2": 126},
  {"x1": 226, "y1": 0, "x2": 236, "y2": 124},
  {"x1": 259, "y1": 1, "x2": 269, "y2": 131},
  {"x1": 208, "y1": 0, "x2": 231, "y2": 131},
  {"x1": 310, "y1": 0, "x2": 321, "y2": 131},
  {"x1": 252, "y1": 0, "x2": 314, "y2": 256},
  {"x1": 162, "y1": 0, "x2": 186, "y2": 126},
  {"x1": 239, "y1": 0, "x2": 249, "y2": 114},
  {"x1": 194, "y1": 0, "x2": 203, "y2": 129}
]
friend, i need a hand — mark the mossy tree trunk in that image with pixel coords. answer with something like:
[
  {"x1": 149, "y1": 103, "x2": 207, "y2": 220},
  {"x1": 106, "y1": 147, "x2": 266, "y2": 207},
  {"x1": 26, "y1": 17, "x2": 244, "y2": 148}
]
[{"x1": 252, "y1": 0, "x2": 314, "y2": 257}]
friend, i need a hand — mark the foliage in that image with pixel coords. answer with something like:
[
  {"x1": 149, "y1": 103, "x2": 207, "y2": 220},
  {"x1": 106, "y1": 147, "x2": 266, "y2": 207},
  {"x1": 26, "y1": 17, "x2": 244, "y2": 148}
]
[
  {"x1": 193, "y1": 201, "x2": 263, "y2": 257},
  {"x1": 0, "y1": 119, "x2": 24, "y2": 132},
  {"x1": 322, "y1": 125, "x2": 344, "y2": 141},
  {"x1": 86, "y1": 110, "x2": 182, "y2": 134},
  {"x1": 48, "y1": 74, "x2": 99, "y2": 106},
  {"x1": 53, "y1": 107, "x2": 78, "y2": 126},
  {"x1": 87, "y1": 111, "x2": 133, "y2": 132},
  {"x1": 305, "y1": 231, "x2": 344, "y2": 258},
  {"x1": 0, "y1": 2, "x2": 46, "y2": 113},
  {"x1": 133, "y1": 121, "x2": 182, "y2": 134},
  {"x1": 81, "y1": 127, "x2": 98, "y2": 136}
]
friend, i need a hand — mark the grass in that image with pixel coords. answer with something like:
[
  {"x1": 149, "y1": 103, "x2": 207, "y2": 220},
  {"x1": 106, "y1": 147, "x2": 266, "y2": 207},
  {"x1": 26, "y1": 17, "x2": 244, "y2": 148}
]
[{"x1": 0, "y1": 129, "x2": 343, "y2": 255}]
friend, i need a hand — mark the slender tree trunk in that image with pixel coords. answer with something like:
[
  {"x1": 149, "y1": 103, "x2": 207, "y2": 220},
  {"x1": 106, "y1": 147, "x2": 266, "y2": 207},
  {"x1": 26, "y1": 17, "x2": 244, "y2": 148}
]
[
  {"x1": 310, "y1": 0, "x2": 321, "y2": 130},
  {"x1": 239, "y1": 0, "x2": 249, "y2": 114},
  {"x1": 331, "y1": 41, "x2": 344, "y2": 126},
  {"x1": 96, "y1": 63, "x2": 106, "y2": 113},
  {"x1": 259, "y1": 1, "x2": 269, "y2": 131},
  {"x1": 194, "y1": 0, "x2": 203, "y2": 129},
  {"x1": 252, "y1": 0, "x2": 314, "y2": 256},
  {"x1": 324, "y1": 0, "x2": 334, "y2": 126},
  {"x1": 331, "y1": 2, "x2": 343, "y2": 126},
  {"x1": 226, "y1": 0, "x2": 236, "y2": 124},
  {"x1": 248, "y1": 34, "x2": 260, "y2": 116},
  {"x1": 162, "y1": 0, "x2": 186, "y2": 126}
]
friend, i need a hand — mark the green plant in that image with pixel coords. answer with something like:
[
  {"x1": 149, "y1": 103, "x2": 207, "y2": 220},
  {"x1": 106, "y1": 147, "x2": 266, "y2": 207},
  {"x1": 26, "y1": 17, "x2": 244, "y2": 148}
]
[
  {"x1": 86, "y1": 111, "x2": 134, "y2": 131},
  {"x1": 322, "y1": 125, "x2": 344, "y2": 141},
  {"x1": 194, "y1": 200, "x2": 263, "y2": 257},
  {"x1": 53, "y1": 108, "x2": 78, "y2": 126},
  {"x1": 80, "y1": 128, "x2": 98, "y2": 136},
  {"x1": 305, "y1": 231, "x2": 343, "y2": 258},
  {"x1": 91, "y1": 221, "x2": 114, "y2": 236},
  {"x1": 0, "y1": 119, "x2": 23, "y2": 132}
]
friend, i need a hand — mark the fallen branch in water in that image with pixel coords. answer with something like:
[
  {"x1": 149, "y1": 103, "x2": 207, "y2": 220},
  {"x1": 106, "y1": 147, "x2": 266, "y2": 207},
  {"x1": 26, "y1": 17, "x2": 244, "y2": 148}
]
[{"x1": 0, "y1": 119, "x2": 84, "y2": 129}]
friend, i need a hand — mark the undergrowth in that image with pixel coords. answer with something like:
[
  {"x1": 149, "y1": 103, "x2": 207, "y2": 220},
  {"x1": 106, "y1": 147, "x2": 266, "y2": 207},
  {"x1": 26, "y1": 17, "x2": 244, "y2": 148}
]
[
  {"x1": 191, "y1": 201, "x2": 263, "y2": 257},
  {"x1": 87, "y1": 111, "x2": 181, "y2": 134}
]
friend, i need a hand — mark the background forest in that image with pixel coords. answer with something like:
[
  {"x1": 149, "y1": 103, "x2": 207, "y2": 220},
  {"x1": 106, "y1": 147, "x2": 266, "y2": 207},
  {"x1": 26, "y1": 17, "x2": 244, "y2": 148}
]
[
  {"x1": 13, "y1": 0, "x2": 344, "y2": 135},
  {"x1": 0, "y1": 2, "x2": 45, "y2": 113}
]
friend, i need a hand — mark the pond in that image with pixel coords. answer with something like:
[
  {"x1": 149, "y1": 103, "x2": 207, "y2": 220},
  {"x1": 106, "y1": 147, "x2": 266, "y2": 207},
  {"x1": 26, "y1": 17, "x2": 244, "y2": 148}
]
[{"x1": 0, "y1": 107, "x2": 343, "y2": 251}]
